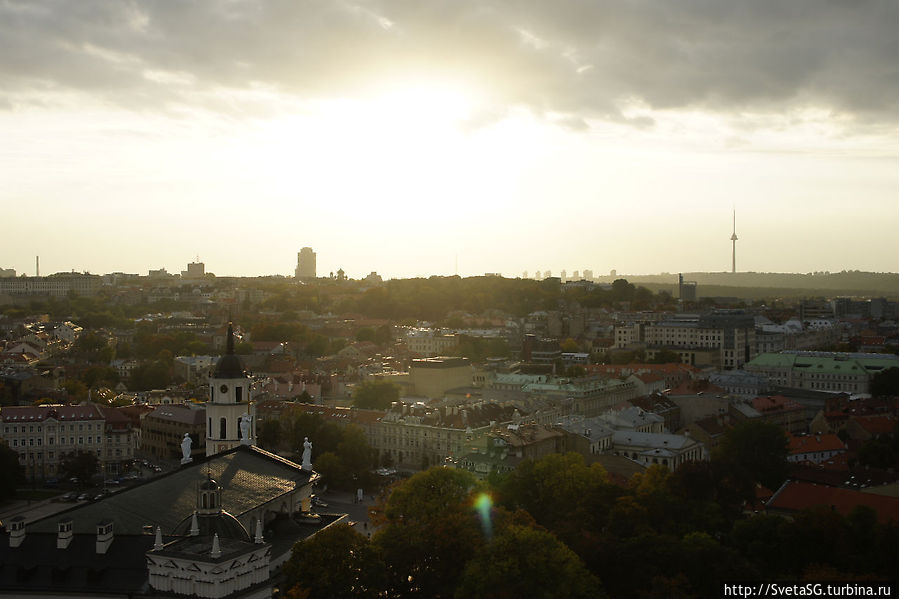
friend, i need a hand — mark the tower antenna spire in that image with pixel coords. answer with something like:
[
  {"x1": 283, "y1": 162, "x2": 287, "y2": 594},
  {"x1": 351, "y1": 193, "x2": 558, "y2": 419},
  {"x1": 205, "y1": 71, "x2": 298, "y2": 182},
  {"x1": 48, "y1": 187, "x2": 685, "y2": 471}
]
[{"x1": 730, "y1": 209, "x2": 738, "y2": 274}]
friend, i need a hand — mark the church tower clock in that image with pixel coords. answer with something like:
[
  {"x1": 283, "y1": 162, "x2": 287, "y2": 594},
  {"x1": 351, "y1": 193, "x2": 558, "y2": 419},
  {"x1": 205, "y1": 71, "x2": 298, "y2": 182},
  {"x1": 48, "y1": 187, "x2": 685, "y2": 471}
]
[{"x1": 206, "y1": 322, "x2": 255, "y2": 456}]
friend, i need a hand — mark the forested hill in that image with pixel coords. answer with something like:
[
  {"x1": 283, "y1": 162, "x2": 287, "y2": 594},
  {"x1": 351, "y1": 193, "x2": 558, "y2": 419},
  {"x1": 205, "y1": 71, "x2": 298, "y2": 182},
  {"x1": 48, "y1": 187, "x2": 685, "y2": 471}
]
[{"x1": 596, "y1": 271, "x2": 899, "y2": 297}]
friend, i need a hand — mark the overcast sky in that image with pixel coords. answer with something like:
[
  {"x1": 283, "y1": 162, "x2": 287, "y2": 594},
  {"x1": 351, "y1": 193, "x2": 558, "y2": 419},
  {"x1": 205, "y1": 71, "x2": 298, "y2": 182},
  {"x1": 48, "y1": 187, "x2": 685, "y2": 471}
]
[{"x1": 3, "y1": 0, "x2": 899, "y2": 279}]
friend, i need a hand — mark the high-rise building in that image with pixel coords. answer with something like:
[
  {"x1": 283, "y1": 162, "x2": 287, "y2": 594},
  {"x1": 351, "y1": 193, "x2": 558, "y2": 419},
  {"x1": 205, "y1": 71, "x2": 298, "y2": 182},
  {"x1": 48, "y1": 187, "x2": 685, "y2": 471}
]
[
  {"x1": 181, "y1": 260, "x2": 205, "y2": 279},
  {"x1": 295, "y1": 247, "x2": 316, "y2": 279}
]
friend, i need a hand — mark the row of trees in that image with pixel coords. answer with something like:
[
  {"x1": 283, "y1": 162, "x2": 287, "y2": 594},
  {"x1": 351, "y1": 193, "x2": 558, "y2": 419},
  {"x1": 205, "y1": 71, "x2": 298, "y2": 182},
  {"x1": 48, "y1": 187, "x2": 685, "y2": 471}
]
[
  {"x1": 256, "y1": 411, "x2": 378, "y2": 491},
  {"x1": 282, "y1": 422, "x2": 898, "y2": 598}
]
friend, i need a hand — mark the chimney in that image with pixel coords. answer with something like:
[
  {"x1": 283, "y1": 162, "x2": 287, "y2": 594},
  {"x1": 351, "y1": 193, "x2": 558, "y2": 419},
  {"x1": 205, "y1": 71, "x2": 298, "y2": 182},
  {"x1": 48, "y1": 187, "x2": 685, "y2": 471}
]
[
  {"x1": 57, "y1": 519, "x2": 74, "y2": 549},
  {"x1": 7, "y1": 516, "x2": 25, "y2": 548},
  {"x1": 96, "y1": 519, "x2": 114, "y2": 554}
]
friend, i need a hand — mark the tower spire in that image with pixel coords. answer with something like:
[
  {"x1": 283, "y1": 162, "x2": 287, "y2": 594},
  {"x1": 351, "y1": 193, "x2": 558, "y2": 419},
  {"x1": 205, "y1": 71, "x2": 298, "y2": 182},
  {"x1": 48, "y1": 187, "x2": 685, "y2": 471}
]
[
  {"x1": 226, "y1": 321, "x2": 235, "y2": 355},
  {"x1": 730, "y1": 210, "x2": 738, "y2": 273}
]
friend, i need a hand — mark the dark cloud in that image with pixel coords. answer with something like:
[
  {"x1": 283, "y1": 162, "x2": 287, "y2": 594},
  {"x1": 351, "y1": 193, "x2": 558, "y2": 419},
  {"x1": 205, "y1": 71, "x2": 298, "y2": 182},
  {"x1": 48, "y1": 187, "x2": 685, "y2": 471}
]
[{"x1": 2, "y1": 0, "x2": 898, "y2": 126}]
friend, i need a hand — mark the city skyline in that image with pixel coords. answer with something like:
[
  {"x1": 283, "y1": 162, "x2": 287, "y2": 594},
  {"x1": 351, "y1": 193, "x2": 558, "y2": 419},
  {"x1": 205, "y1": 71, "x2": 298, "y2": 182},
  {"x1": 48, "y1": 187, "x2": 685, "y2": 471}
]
[{"x1": 4, "y1": 2, "x2": 899, "y2": 279}]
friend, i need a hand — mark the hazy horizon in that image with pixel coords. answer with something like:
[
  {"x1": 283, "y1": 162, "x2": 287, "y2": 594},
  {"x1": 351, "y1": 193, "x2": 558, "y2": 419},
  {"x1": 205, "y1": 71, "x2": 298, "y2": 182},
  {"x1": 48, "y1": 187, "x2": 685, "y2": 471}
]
[{"x1": 4, "y1": 1, "x2": 899, "y2": 279}]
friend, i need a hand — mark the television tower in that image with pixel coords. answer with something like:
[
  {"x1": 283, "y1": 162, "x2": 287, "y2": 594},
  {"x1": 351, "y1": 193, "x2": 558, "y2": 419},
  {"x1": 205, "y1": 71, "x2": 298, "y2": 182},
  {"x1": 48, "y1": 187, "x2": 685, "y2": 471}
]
[{"x1": 730, "y1": 210, "x2": 738, "y2": 274}]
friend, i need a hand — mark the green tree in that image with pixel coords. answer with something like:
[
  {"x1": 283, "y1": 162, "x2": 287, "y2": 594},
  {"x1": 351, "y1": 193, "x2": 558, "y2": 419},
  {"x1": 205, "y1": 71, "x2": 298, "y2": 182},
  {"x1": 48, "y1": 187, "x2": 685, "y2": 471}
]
[
  {"x1": 857, "y1": 437, "x2": 897, "y2": 469},
  {"x1": 498, "y1": 452, "x2": 610, "y2": 536},
  {"x1": 455, "y1": 524, "x2": 606, "y2": 599},
  {"x1": 129, "y1": 360, "x2": 172, "y2": 391},
  {"x1": 73, "y1": 332, "x2": 109, "y2": 363},
  {"x1": 870, "y1": 366, "x2": 899, "y2": 397},
  {"x1": 355, "y1": 327, "x2": 377, "y2": 343},
  {"x1": 62, "y1": 379, "x2": 89, "y2": 403},
  {"x1": 373, "y1": 467, "x2": 484, "y2": 598},
  {"x1": 257, "y1": 418, "x2": 282, "y2": 452},
  {"x1": 80, "y1": 365, "x2": 120, "y2": 388},
  {"x1": 559, "y1": 337, "x2": 580, "y2": 353},
  {"x1": 60, "y1": 450, "x2": 99, "y2": 486},
  {"x1": 0, "y1": 442, "x2": 25, "y2": 501},
  {"x1": 611, "y1": 279, "x2": 636, "y2": 303},
  {"x1": 715, "y1": 420, "x2": 789, "y2": 492},
  {"x1": 338, "y1": 425, "x2": 376, "y2": 480},
  {"x1": 352, "y1": 380, "x2": 400, "y2": 410},
  {"x1": 313, "y1": 451, "x2": 346, "y2": 488},
  {"x1": 649, "y1": 349, "x2": 682, "y2": 364},
  {"x1": 283, "y1": 523, "x2": 386, "y2": 599}
]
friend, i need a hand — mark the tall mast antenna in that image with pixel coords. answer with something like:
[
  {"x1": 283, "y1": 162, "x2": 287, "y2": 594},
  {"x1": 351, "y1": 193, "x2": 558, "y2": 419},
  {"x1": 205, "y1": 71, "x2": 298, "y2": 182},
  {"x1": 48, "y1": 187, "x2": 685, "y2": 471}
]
[{"x1": 730, "y1": 210, "x2": 738, "y2": 274}]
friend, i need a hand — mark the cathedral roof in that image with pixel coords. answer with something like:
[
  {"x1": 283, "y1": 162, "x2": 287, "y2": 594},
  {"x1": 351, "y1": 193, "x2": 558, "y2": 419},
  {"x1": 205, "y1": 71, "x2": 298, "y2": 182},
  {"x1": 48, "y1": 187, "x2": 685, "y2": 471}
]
[{"x1": 28, "y1": 445, "x2": 315, "y2": 536}]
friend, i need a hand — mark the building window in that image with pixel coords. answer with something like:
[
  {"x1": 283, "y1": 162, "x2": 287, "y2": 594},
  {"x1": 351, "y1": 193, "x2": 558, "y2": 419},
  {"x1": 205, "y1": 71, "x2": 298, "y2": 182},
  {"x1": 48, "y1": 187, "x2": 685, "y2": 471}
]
[{"x1": 220, "y1": 418, "x2": 227, "y2": 439}]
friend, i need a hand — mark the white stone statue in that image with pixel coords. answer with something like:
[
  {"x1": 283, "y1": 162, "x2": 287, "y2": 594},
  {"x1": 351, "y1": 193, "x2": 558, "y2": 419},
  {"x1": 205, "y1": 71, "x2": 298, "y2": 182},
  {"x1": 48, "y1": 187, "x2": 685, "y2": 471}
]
[
  {"x1": 239, "y1": 413, "x2": 252, "y2": 444},
  {"x1": 180, "y1": 433, "x2": 193, "y2": 464},
  {"x1": 302, "y1": 437, "x2": 312, "y2": 470}
]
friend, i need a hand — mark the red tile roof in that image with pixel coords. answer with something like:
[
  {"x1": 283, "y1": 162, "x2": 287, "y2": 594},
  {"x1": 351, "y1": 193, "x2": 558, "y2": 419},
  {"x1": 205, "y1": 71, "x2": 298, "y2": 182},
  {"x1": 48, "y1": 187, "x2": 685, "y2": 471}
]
[
  {"x1": 752, "y1": 395, "x2": 803, "y2": 413},
  {"x1": 851, "y1": 415, "x2": 898, "y2": 436},
  {"x1": 767, "y1": 480, "x2": 899, "y2": 524},
  {"x1": 787, "y1": 433, "x2": 846, "y2": 455},
  {"x1": 0, "y1": 404, "x2": 104, "y2": 422}
]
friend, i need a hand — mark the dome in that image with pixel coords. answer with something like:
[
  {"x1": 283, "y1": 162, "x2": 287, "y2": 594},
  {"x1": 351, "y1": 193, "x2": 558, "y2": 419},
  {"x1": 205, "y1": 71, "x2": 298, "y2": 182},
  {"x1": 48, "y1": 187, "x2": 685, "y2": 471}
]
[
  {"x1": 200, "y1": 477, "x2": 219, "y2": 491},
  {"x1": 172, "y1": 510, "x2": 251, "y2": 543},
  {"x1": 213, "y1": 322, "x2": 246, "y2": 379},
  {"x1": 213, "y1": 354, "x2": 244, "y2": 379}
]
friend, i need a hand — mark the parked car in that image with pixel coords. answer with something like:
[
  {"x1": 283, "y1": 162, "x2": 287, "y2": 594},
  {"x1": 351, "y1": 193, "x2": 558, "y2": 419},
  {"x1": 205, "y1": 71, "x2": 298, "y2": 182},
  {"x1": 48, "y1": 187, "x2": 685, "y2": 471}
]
[
  {"x1": 60, "y1": 492, "x2": 76, "y2": 502},
  {"x1": 77, "y1": 493, "x2": 90, "y2": 501}
]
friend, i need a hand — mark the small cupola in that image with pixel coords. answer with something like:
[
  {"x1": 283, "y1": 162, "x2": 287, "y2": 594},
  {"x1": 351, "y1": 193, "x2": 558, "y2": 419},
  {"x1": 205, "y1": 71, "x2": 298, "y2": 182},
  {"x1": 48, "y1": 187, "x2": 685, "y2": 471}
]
[{"x1": 198, "y1": 475, "x2": 223, "y2": 515}]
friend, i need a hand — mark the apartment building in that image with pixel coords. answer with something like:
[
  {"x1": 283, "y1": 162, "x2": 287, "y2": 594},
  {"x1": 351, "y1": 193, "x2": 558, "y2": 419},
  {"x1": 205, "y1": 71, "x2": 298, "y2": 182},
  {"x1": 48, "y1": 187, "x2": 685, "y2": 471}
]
[
  {"x1": 0, "y1": 404, "x2": 129, "y2": 480},
  {"x1": 0, "y1": 273, "x2": 100, "y2": 297},
  {"x1": 745, "y1": 351, "x2": 899, "y2": 394},
  {"x1": 615, "y1": 311, "x2": 756, "y2": 369}
]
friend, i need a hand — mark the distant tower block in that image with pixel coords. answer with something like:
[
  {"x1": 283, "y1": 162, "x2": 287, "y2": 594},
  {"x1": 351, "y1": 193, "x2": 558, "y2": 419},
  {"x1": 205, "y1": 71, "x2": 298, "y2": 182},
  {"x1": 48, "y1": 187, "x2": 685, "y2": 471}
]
[
  {"x1": 730, "y1": 210, "x2": 738, "y2": 274},
  {"x1": 295, "y1": 247, "x2": 316, "y2": 279}
]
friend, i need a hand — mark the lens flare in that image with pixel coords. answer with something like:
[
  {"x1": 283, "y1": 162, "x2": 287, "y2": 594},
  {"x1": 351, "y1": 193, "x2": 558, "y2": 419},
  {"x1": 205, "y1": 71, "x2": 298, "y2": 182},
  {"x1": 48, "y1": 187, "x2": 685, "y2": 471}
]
[{"x1": 474, "y1": 493, "x2": 493, "y2": 539}]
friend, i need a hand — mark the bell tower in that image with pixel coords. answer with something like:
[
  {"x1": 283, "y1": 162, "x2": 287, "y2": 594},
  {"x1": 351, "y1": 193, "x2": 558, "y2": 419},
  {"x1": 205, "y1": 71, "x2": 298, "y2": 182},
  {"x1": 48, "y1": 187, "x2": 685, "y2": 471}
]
[{"x1": 206, "y1": 322, "x2": 255, "y2": 456}]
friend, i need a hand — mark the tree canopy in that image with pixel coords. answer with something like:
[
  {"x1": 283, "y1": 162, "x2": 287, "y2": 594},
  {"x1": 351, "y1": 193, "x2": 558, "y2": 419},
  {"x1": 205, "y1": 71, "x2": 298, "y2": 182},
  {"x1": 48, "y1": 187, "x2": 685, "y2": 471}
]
[
  {"x1": 352, "y1": 380, "x2": 400, "y2": 410},
  {"x1": 0, "y1": 442, "x2": 25, "y2": 501}
]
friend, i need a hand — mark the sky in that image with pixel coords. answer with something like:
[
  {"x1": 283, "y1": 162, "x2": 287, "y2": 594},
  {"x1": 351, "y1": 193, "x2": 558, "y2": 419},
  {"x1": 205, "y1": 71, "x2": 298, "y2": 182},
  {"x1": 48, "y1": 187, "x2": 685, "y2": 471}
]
[{"x1": 3, "y1": 0, "x2": 899, "y2": 280}]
